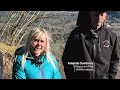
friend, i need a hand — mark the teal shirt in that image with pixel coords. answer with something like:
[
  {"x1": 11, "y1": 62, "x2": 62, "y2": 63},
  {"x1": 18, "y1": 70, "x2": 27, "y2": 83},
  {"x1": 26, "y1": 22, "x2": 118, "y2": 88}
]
[{"x1": 12, "y1": 52, "x2": 61, "y2": 79}]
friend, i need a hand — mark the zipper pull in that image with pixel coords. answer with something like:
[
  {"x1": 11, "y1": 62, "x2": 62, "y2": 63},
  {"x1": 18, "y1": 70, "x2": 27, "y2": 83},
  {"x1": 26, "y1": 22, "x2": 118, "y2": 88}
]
[{"x1": 40, "y1": 67, "x2": 44, "y2": 79}]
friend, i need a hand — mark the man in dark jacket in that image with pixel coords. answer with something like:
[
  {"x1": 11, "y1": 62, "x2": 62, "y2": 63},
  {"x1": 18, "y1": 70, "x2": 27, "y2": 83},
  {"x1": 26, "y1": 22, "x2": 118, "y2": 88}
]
[
  {"x1": 0, "y1": 51, "x2": 3, "y2": 79},
  {"x1": 62, "y1": 11, "x2": 120, "y2": 79}
]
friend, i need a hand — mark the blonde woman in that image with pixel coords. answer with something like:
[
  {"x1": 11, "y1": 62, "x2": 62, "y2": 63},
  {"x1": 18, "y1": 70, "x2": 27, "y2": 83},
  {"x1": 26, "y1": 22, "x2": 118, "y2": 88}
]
[{"x1": 12, "y1": 27, "x2": 61, "y2": 79}]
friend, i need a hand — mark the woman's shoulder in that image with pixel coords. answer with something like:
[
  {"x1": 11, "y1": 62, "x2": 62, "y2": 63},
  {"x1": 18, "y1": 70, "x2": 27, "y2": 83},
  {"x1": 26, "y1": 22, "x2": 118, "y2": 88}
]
[
  {"x1": 15, "y1": 46, "x2": 25, "y2": 56},
  {"x1": 14, "y1": 49, "x2": 24, "y2": 63},
  {"x1": 49, "y1": 52, "x2": 55, "y2": 57},
  {"x1": 50, "y1": 53, "x2": 58, "y2": 65},
  {"x1": 50, "y1": 53, "x2": 56, "y2": 60},
  {"x1": 44, "y1": 52, "x2": 57, "y2": 63}
]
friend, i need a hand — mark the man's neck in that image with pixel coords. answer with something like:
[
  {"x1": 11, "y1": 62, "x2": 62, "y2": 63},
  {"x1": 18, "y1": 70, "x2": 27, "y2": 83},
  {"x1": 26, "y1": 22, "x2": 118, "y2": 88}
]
[{"x1": 92, "y1": 27, "x2": 102, "y2": 32}]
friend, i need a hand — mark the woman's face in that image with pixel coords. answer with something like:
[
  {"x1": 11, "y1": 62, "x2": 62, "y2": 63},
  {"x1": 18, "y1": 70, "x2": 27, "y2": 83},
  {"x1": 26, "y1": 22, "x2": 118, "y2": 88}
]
[
  {"x1": 30, "y1": 33, "x2": 46, "y2": 57},
  {"x1": 89, "y1": 11, "x2": 107, "y2": 30}
]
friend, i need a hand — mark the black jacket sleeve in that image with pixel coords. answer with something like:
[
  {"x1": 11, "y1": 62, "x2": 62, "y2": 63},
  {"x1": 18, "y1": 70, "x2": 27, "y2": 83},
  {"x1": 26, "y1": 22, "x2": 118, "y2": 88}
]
[
  {"x1": 62, "y1": 33, "x2": 73, "y2": 79},
  {"x1": 62, "y1": 30, "x2": 78, "y2": 79},
  {"x1": 0, "y1": 51, "x2": 3, "y2": 79},
  {"x1": 108, "y1": 36, "x2": 120, "y2": 79}
]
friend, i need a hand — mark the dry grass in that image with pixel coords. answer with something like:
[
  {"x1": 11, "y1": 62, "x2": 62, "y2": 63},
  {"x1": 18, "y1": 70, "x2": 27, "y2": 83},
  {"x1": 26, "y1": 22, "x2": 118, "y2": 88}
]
[
  {"x1": 0, "y1": 42, "x2": 16, "y2": 79},
  {"x1": 0, "y1": 43, "x2": 16, "y2": 54}
]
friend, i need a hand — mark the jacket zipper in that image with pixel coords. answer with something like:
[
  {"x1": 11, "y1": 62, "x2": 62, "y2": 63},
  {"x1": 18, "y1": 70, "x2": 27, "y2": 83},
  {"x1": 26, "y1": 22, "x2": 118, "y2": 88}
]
[
  {"x1": 93, "y1": 39, "x2": 96, "y2": 79},
  {"x1": 93, "y1": 37, "x2": 101, "y2": 79},
  {"x1": 40, "y1": 66, "x2": 44, "y2": 79}
]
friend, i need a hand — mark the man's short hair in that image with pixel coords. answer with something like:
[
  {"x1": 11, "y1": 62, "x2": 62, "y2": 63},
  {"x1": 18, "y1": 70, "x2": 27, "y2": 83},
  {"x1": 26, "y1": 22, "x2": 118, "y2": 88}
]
[{"x1": 99, "y1": 11, "x2": 107, "y2": 13}]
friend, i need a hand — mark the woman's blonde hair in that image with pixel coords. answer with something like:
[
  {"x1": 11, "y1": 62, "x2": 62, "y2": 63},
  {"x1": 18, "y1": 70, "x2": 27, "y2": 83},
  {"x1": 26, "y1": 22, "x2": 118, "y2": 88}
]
[{"x1": 21, "y1": 27, "x2": 56, "y2": 70}]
